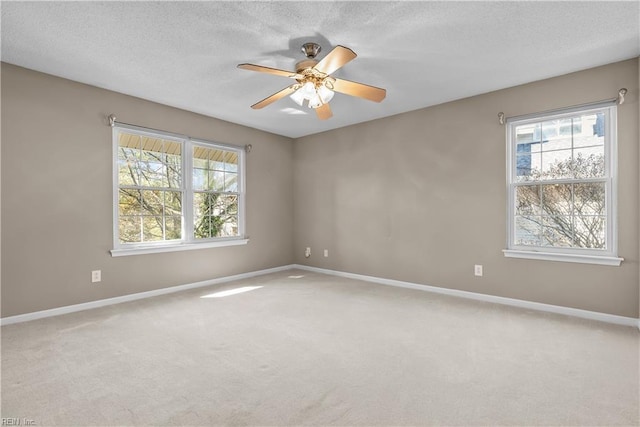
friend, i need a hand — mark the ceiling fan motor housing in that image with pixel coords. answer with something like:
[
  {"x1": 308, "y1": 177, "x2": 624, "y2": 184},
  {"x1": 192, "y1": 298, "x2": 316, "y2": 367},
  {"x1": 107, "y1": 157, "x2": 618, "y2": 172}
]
[{"x1": 295, "y1": 59, "x2": 319, "y2": 73}]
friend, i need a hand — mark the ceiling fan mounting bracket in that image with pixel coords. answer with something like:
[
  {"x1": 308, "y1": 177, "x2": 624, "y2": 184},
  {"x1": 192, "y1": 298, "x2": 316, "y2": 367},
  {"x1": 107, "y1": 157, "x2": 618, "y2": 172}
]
[{"x1": 301, "y1": 42, "x2": 322, "y2": 59}]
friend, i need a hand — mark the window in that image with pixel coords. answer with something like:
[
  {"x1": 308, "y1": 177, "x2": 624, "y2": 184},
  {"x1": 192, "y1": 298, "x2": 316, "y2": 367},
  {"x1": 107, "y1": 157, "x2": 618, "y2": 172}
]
[
  {"x1": 192, "y1": 144, "x2": 240, "y2": 239},
  {"x1": 504, "y1": 103, "x2": 622, "y2": 266},
  {"x1": 112, "y1": 125, "x2": 246, "y2": 256}
]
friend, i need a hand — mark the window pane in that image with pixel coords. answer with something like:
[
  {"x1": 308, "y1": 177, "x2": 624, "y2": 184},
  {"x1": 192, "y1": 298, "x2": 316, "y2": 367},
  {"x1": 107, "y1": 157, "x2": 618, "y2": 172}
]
[
  {"x1": 196, "y1": 207, "x2": 236, "y2": 239},
  {"x1": 193, "y1": 168, "x2": 207, "y2": 190},
  {"x1": 118, "y1": 159, "x2": 138, "y2": 186},
  {"x1": 515, "y1": 123, "x2": 541, "y2": 148},
  {"x1": 118, "y1": 133, "x2": 142, "y2": 155},
  {"x1": 574, "y1": 216, "x2": 606, "y2": 249},
  {"x1": 212, "y1": 194, "x2": 226, "y2": 215},
  {"x1": 164, "y1": 191, "x2": 182, "y2": 215},
  {"x1": 209, "y1": 193, "x2": 221, "y2": 211},
  {"x1": 573, "y1": 146, "x2": 604, "y2": 178},
  {"x1": 209, "y1": 171, "x2": 225, "y2": 191},
  {"x1": 541, "y1": 215, "x2": 573, "y2": 247},
  {"x1": 208, "y1": 149, "x2": 225, "y2": 171},
  {"x1": 193, "y1": 146, "x2": 209, "y2": 169},
  {"x1": 516, "y1": 153, "x2": 540, "y2": 182},
  {"x1": 571, "y1": 117, "x2": 583, "y2": 135},
  {"x1": 118, "y1": 147, "x2": 139, "y2": 162},
  {"x1": 142, "y1": 216, "x2": 164, "y2": 241},
  {"x1": 165, "y1": 162, "x2": 182, "y2": 188},
  {"x1": 515, "y1": 185, "x2": 540, "y2": 215},
  {"x1": 141, "y1": 190, "x2": 164, "y2": 215},
  {"x1": 574, "y1": 183, "x2": 605, "y2": 215},
  {"x1": 139, "y1": 161, "x2": 165, "y2": 187},
  {"x1": 558, "y1": 118, "x2": 573, "y2": 137},
  {"x1": 574, "y1": 132, "x2": 604, "y2": 149},
  {"x1": 541, "y1": 149, "x2": 572, "y2": 179},
  {"x1": 224, "y1": 172, "x2": 238, "y2": 192},
  {"x1": 541, "y1": 118, "x2": 572, "y2": 151},
  {"x1": 543, "y1": 137, "x2": 572, "y2": 152},
  {"x1": 515, "y1": 216, "x2": 541, "y2": 246},
  {"x1": 224, "y1": 151, "x2": 238, "y2": 172},
  {"x1": 541, "y1": 184, "x2": 572, "y2": 216},
  {"x1": 574, "y1": 112, "x2": 605, "y2": 148},
  {"x1": 193, "y1": 157, "x2": 208, "y2": 169},
  {"x1": 119, "y1": 216, "x2": 141, "y2": 243},
  {"x1": 164, "y1": 141, "x2": 181, "y2": 160},
  {"x1": 119, "y1": 189, "x2": 141, "y2": 216},
  {"x1": 165, "y1": 216, "x2": 182, "y2": 240},
  {"x1": 218, "y1": 216, "x2": 238, "y2": 237},
  {"x1": 211, "y1": 214, "x2": 226, "y2": 237},
  {"x1": 222, "y1": 194, "x2": 239, "y2": 215},
  {"x1": 542, "y1": 119, "x2": 574, "y2": 144},
  {"x1": 194, "y1": 215, "x2": 210, "y2": 239},
  {"x1": 141, "y1": 147, "x2": 163, "y2": 163},
  {"x1": 193, "y1": 193, "x2": 223, "y2": 239},
  {"x1": 193, "y1": 192, "x2": 208, "y2": 217},
  {"x1": 541, "y1": 119, "x2": 560, "y2": 141}
]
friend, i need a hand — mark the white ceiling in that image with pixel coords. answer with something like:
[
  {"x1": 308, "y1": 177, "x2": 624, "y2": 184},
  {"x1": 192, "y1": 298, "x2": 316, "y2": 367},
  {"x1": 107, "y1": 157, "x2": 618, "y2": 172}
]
[{"x1": 2, "y1": 1, "x2": 639, "y2": 139}]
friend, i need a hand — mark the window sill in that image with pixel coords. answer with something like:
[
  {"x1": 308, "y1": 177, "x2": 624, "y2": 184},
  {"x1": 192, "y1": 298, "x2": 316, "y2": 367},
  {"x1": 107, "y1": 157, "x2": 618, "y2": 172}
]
[
  {"x1": 503, "y1": 249, "x2": 623, "y2": 266},
  {"x1": 110, "y1": 238, "x2": 249, "y2": 257}
]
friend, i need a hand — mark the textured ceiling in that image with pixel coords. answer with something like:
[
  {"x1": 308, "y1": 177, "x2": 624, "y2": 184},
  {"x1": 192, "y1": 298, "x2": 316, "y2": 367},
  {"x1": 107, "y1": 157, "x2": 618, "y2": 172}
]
[{"x1": 2, "y1": 1, "x2": 639, "y2": 138}]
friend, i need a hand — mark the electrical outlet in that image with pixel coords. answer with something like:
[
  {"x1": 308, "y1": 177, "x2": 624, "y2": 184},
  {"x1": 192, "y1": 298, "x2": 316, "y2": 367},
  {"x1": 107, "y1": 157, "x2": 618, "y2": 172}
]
[
  {"x1": 91, "y1": 270, "x2": 102, "y2": 283},
  {"x1": 474, "y1": 265, "x2": 483, "y2": 277},
  {"x1": 304, "y1": 247, "x2": 311, "y2": 258},
  {"x1": 324, "y1": 249, "x2": 328, "y2": 257}
]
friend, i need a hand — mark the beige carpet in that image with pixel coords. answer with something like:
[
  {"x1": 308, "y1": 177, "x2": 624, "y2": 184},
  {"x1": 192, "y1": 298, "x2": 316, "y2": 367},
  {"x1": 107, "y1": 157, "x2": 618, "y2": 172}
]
[{"x1": 2, "y1": 269, "x2": 639, "y2": 426}]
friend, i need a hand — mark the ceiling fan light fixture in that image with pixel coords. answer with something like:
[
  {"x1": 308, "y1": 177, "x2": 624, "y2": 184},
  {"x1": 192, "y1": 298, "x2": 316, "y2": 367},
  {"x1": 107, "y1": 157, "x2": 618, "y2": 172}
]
[
  {"x1": 290, "y1": 81, "x2": 334, "y2": 109},
  {"x1": 317, "y1": 84, "x2": 334, "y2": 104},
  {"x1": 290, "y1": 87, "x2": 306, "y2": 106},
  {"x1": 300, "y1": 81, "x2": 316, "y2": 98},
  {"x1": 308, "y1": 93, "x2": 323, "y2": 109}
]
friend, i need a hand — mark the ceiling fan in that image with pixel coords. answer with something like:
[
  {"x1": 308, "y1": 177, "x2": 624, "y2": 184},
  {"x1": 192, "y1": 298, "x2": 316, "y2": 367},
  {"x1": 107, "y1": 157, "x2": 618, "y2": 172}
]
[{"x1": 237, "y1": 43, "x2": 386, "y2": 120}]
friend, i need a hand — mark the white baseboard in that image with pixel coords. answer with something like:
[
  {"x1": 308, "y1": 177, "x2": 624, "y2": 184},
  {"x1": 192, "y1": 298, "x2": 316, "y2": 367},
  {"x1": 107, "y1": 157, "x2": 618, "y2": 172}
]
[
  {"x1": 1, "y1": 265, "x2": 295, "y2": 326},
  {"x1": 292, "y1": 264, "x2": 640, "y2": 330},
  {"x1": 4, "y1": 263, "x2": 639, "y2": 331}
]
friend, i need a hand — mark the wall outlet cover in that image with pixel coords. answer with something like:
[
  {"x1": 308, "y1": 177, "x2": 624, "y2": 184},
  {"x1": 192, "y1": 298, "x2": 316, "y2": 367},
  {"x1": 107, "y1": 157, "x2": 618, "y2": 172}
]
[
  {"x1": 91, "y1": 270, "x2": 102, "y2": 283},
  {"x1": 474, "y1": 265, "x2": 483, "y2": 277}
]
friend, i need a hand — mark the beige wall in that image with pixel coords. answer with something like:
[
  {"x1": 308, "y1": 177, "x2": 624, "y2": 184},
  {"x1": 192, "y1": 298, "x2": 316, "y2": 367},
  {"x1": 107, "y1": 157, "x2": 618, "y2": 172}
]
[
  {"x1": 2, "y1": 59, "x2": 639, "y2": 320},
  {"x1": 1, "y1": 63, "x2": 294, "y2": 317},
  {"x1": 294, "y1": 58, "x2": 639, "y2": 318}
]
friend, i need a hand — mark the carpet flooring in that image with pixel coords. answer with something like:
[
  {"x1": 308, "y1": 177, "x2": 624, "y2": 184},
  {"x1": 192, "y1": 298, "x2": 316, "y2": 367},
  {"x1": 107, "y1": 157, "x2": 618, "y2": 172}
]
[{"x1": 1, "y1": 269, "x2": 639, "y2": 426}]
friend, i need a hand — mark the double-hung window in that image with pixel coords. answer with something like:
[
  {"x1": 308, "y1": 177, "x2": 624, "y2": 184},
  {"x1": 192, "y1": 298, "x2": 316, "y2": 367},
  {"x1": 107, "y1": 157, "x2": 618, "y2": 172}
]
[
  {"x1": 504, "y1": 103, "x2": 622, "y2": 266},
  {"x1": 112, "y1": 125, "x2": 246, "y2": 256}
]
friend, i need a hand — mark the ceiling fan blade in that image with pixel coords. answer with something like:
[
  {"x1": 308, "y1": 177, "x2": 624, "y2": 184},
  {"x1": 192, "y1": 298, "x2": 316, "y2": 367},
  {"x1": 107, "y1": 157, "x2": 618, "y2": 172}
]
[
  {"x1": 313, "y1": 45, "x2": 357, "y2": 75},
  {"x1": 315, "y1": 103, "x2": 333, "y2": 120},
  {"x1": 238, "y1": 63, "x2": 302, "y2": 79},
  {"x1": 251, "y1": 85, "x2": 298, "y2": 109},
  {"x1": 332, "y1": 78, "x2": 386, "y2": 103}
]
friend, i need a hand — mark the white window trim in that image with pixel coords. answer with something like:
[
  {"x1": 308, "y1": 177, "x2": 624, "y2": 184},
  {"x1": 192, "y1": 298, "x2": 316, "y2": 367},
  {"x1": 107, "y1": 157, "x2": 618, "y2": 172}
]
[
  {"x1": 111, "y1": 124, "x2": 247, "y2": 257},
  {"x1": 110, "y1": 238, "x2": 249, "y2": 257},
  {"x1": 502, "y1": 249, "x2": 622, "y2": 266},
  {"x1": 504, "y1": 102, "x2": 622, "y2": 266}
]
